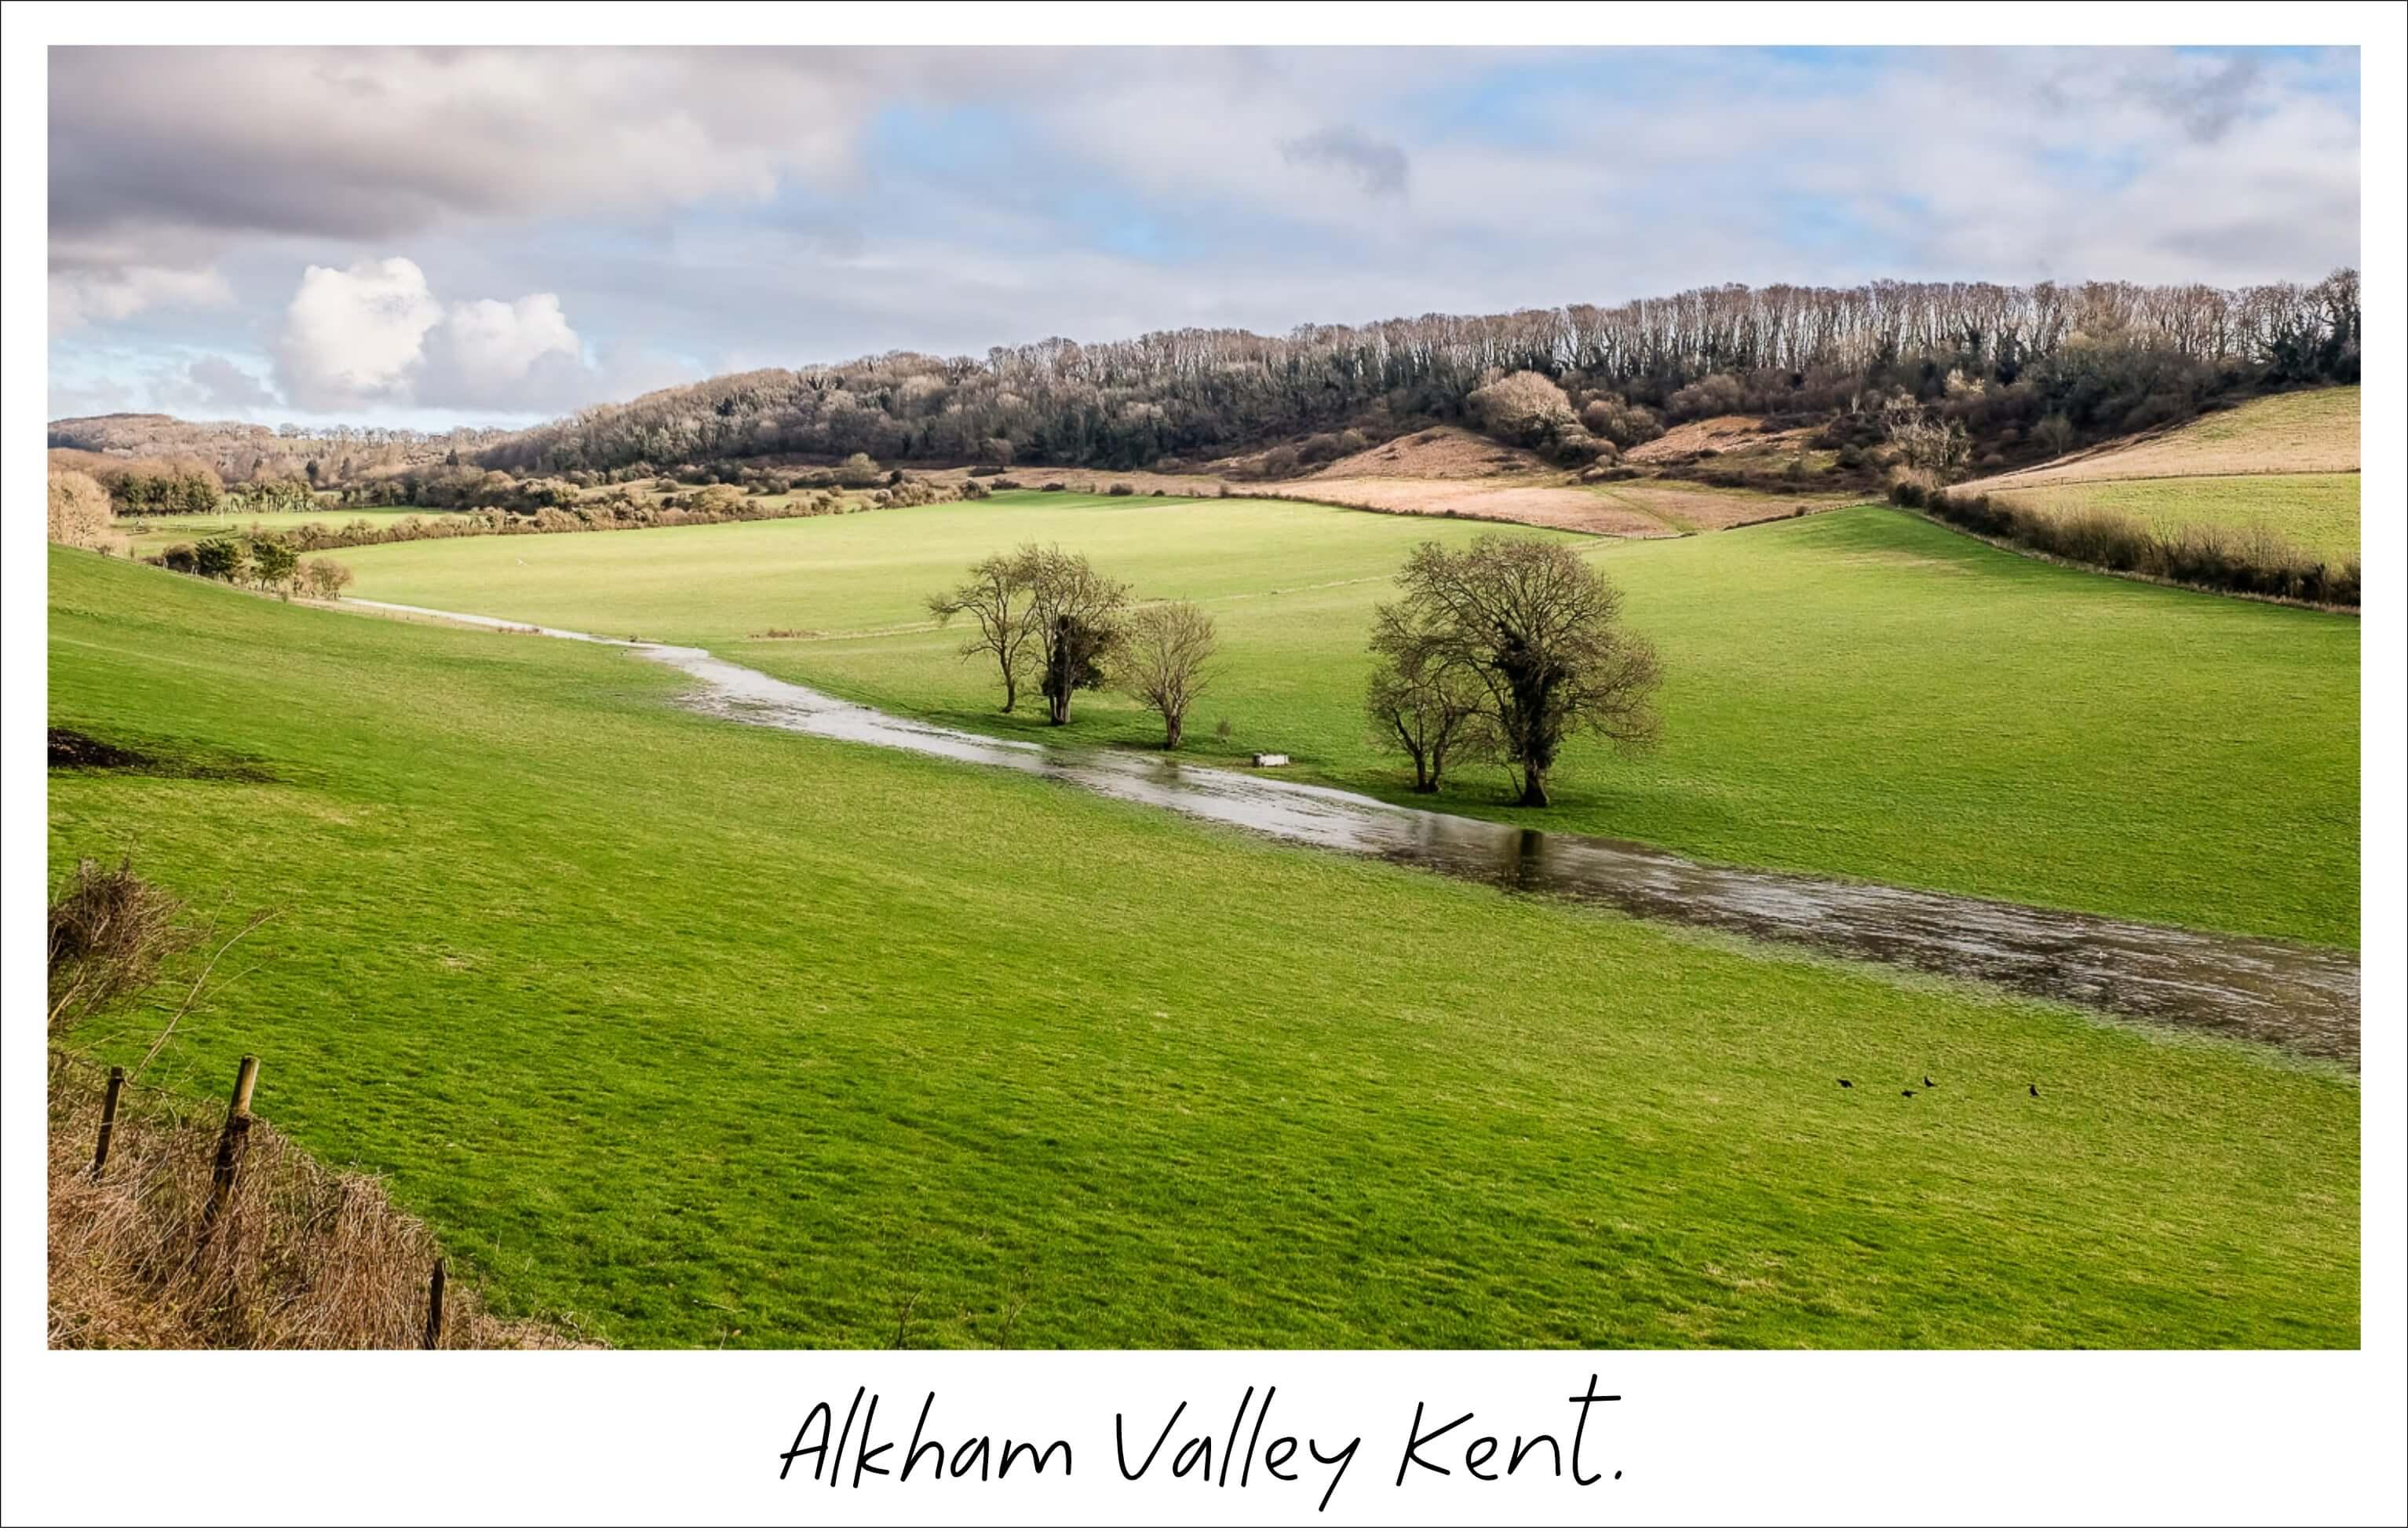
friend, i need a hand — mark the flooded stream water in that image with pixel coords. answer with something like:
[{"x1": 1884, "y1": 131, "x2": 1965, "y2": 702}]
[{"x1": 352, "y1": 598, "x2": 2362, "y2": 1066}]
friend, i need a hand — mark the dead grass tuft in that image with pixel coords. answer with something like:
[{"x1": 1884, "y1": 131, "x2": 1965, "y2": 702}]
[{"x1": 48, "y1": 1054, "x2": 588, "y2": 1350}]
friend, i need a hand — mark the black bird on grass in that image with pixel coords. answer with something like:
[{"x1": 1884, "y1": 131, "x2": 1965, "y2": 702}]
[
  {"x1": 1901, "y1": 1088, "x2": 1916, "y2": 1098},
  {"x1": 1838, "y1": 1079, "x2": 1853, "y2": 1088},
  {"x1": 1924, "y1": 1076, "x2": 1938, "y2": 1088},
  {"x1": 2029, "y1": 1083, "x2": 2040, "y2": 1098}
]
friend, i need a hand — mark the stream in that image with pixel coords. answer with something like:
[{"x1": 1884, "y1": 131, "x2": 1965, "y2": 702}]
[{"x1": 350, "y1": 597, "x2": 2362, "y2": 1067}]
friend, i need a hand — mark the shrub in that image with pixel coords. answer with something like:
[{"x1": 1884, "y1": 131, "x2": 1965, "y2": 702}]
[
  {"x1": 299, "y1": 557, "x2": 356, "y2": 601},
  {"x1": 1666, "y1": 373, "x2": 1745, "y2": 421},
  {"x1": 1041, "y1": 482, "x2": 1067, "y2": 492},
  {"x1": 1468, "y1": 371, "x2": 1578, "y2": 448},
  {"x1": 1579, "y1": 396, "x2": 1665, "y2": 450},
  {"x1": 1107, "y1": 482, "x2": 1136, "y2": 496},
  {"x1": 192, "y1": 537, "x2": 248, "y2": 583},
  {"x1": 161, "y1": 543, "x2": 199, "y2": 575},
  {"x1": 991, "y1": 478, "x2": 1023, "y2": 490},
  {"x1": 250, "y1": 538, "x2": 300, "y2": 594}
]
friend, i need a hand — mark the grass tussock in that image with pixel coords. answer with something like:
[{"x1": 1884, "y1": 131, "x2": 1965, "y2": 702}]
[
  {"x1": 1898, "y1": 480, "x2": 2360, "y2": 609},
  {"x1": 48, "y1": 856, "x2": 189, "y2": 1036},
  {"x1": 47, "y1": 1055, "x2": 582, "y2": 1350}
]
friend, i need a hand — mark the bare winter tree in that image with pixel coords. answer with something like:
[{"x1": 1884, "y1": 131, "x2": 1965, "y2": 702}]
[
  {"x1": 1120, "y1": 601, "x2": 1217, "y2": 748},
  {"x1": 1365, "y1": 601, "x2": 1491, "y2": 793},
  {"x1": 1387, "y1": 536, "x2": 1662, "y2": 807},
  {"x1": 46, "y1": 469, "x2": 113, "y2": 550},
  {"x1": 927, "y1": 547, "x2": 1042, "y2": 712},
  {"x1": 1025, "y1": 547, "x2": 1130, "y2": 725}
]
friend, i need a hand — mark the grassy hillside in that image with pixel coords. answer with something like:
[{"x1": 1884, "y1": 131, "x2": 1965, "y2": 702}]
[
  {"x1": 47, "y1": 549, "x2": 2360, "y2": 1346},
  {"x1": 1984, "y1": 473, "x2": 2360, "y2": 564},
  {"x1": 1980, "y1": 386, "x2": 2360, "y2": 561},
  {"x1": 337, "y1": 495, "x2": 2360, "y2": 948}
]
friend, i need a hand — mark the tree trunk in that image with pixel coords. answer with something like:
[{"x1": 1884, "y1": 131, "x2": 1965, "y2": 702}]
[
  {"x1": 1001, "y1": 669, "x2": 1016, "y2": 714},
  {"x1": 1164, "y1": 713, "x2": 1183, "y2": 750},
  {"x1": 1048, "y1": 685, "x2": 1071, "y2": 725},
  {"x1": 1517, "y1": 767, "x2": 1550, "y2": 808}
]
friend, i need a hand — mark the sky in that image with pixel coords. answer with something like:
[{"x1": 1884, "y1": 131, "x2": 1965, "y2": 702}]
[{"x1": 47, "y1": 45, "x2": 2362, "y2": 431}]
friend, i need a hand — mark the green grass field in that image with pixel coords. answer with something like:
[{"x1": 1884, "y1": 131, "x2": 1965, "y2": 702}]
[
  {"x1": 336, "y1": 494, "x2": 2360, "y2": 948},
  {"x1": 46, "y1": 550, "x2": 2360, "y2": 1347},
  {"x1": 1992, "y1": 473, "x2": 2361, "y2": 564},
  {"x1": 119, "y1": 504, "x2": 438, "y2": 557},
  {"x1": 1979, "y1": 385, "x2": 2361, "y2": 561}
]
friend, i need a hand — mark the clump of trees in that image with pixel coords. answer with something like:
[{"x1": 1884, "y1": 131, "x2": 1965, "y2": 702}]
[
  {"x1": 46, "y1": 469, "x2": 115, "y2": 549},
  {"x1": 927, "y1": 546, "x2": 1133, "y2": 725},
  {"x1": 1119, "y1": 601, "x2": 1217, "y2": 748},
  {"x1": 1369, "y1": 535, "x2": 1662, "y2": 806},
  {"x1": 101, "y1": 466, "x2": 224, "y2": 517}
]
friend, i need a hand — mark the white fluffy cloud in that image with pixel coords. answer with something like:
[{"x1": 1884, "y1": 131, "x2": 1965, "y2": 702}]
[
  {"x1": 274, "y1": 258, "x2": 443, "y2": 410},
  {"x1": 272, "y1": 257, "x2": 615, "y2": 415}
]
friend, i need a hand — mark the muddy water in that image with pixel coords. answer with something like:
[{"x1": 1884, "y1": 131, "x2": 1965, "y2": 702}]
[{"x1": 352, "y1": 599, "x2": 2362, "y2": 1065}]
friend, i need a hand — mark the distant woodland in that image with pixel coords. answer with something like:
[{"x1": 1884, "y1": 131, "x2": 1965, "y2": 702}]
[{"x1": 53, "y1": 271, "x2": 2360, "y2": 503}]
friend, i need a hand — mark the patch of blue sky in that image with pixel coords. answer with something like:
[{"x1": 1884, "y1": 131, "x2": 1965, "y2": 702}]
[{"x1": 1399, "y1": 47, "x2": 1881, "y2": 148}]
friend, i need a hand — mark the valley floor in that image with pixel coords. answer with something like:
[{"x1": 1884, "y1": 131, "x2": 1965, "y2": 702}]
[{"x1": 47, "y1": 546, "x2": 2359, "y2": 1348}]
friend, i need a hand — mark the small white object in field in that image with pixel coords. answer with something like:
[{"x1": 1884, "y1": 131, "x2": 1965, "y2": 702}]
[{"x1": 1251, "y1": 752, "x2": 1290, "y2": 767}]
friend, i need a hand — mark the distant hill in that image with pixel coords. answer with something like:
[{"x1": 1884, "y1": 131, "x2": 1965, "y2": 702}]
[{"x1": 52, "y1": 272, "x2": 2360, "y2": 506}]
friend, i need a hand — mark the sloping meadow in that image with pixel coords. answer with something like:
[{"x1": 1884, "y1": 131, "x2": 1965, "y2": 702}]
[{"x1": 48, "y1": 547, "x2": 2357, "y2": 1347}]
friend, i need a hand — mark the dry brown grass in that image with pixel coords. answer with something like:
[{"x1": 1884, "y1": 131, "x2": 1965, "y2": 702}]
[
  {"x1": 1981, "y1": 385, "x2": 2360, "y2": 489},
  {"x1": 909, "y1": 429, "x2": 1839, "y2": 539},
  {"x1": 1304, "y1": 425, "x2": 1555, "y2": 480},
  {"x1": 1621, "y1": 412, "x2": 1783, "y2": 463},
  {"x1": 48, "y1": 1054, "x2": 587, "y2": 1350}
]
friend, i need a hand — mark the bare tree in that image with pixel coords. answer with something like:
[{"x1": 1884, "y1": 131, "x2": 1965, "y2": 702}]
[
  {"x1": 1365, "y1": 602, "x2": 1491, "y2": 793},
  {"x1": 1388, "y1": 536, "x2": 1662, "y2": 807},
  {"x1": 46, "y1": 469, "x2": 114, "y2": 550},
  {"x1": 927, "y1": 547, "x2": 1042, "y2": 712},
  {"x1": 1121, "y1": 601, "x2": 1217, "y2": 748},
  {"x1": 1024, "y1": 547, "x2": 1130, "y2": 725},
  {"x1": 1881, "y1": 392, "x2": 1971, "y2": 480}
]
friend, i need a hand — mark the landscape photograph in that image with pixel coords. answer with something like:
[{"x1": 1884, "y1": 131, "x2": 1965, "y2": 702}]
[{"x1": 38, "y1": 42, "x2": 2366, "y2": 1353}]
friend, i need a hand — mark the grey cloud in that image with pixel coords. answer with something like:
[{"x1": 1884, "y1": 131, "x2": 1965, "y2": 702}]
[
  {"x1": 2131, "y1": 53, "x2": 2268, "y2": 144},
  {"x1": 185, "y1": 355, "x2": 275, "y2": 410},
  {"x1": 1280, "y1": 126, "x2": 1411, "y2": 198}
]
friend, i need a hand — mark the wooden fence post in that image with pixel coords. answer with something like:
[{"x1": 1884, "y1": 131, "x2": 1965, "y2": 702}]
[
  {"x1": 90, "y1": 1066, "x2": 126, "y2": 1178},
  {"x1": 424, "y1": 1259, "x2": 447, "y2": 1350},
  {"x1": 198, "y1": 1055, "x2": 260, "y2": 1245}
]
